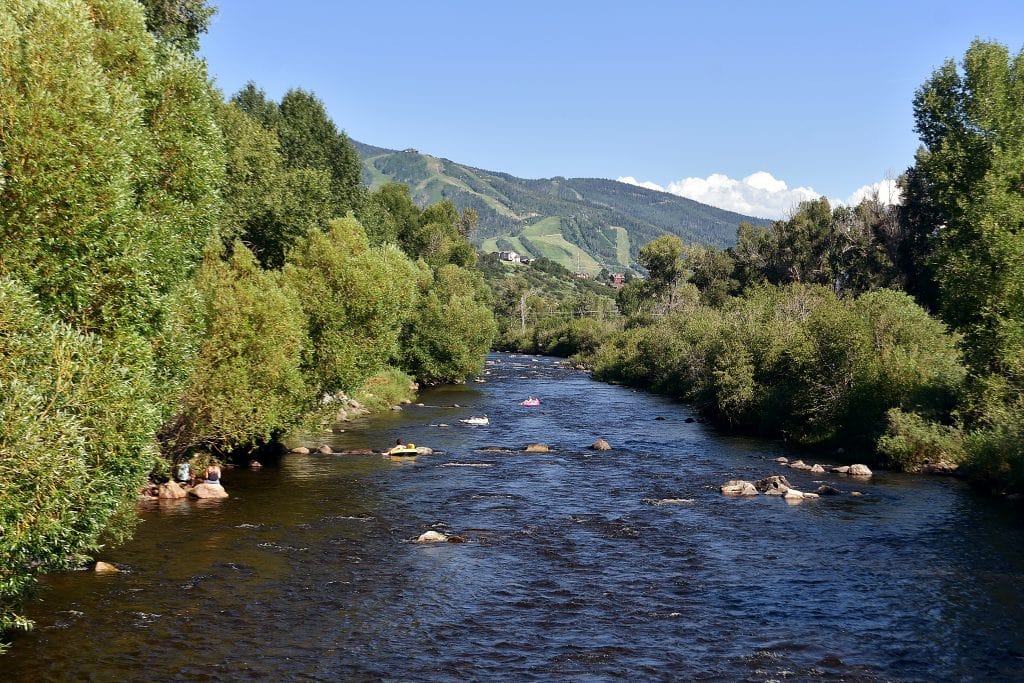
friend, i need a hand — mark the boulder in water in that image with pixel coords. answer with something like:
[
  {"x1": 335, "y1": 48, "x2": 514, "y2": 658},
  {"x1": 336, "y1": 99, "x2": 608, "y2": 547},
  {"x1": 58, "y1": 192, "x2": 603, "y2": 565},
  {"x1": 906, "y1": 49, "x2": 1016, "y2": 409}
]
[
  {"x1": 94, "y1": 561, "x2": 119, "y2": 573},
  {"x1": 590, "y1": 439, "x2": 612, "y2": 451},
  {"x1": 317, "y1": 445, "x2": 333, "y2": 455},
  {"x1": 416, "y1": 530, "x2": 448, "y2": 543},
  {"x1": 190, "y1": 483, "x2": 229, "y2": 499},
  {"x1": 720, "y1": 480, "x2": 758, "y2": 496},
  {"x1": 816, "y1": 485, "x2": 842, "y2": 496},
  {"x1": 525, "y1": 443, "x2": 551, "y2": 453},
  {"x1": 810, "y1": 464, "x2": 826, "y2": 474},
  {"x1": 848, "y1": 464, "x2": 873, "y2": 477},
  {"x1": 158, "y1": 481, "x2": 187, "y2": 499},
  {"x1": 754, "y1": 475, "x2": 792, "y2": 495},
  {"x1": 290, "y1": 446, "x2": 310, "y2": 454}
]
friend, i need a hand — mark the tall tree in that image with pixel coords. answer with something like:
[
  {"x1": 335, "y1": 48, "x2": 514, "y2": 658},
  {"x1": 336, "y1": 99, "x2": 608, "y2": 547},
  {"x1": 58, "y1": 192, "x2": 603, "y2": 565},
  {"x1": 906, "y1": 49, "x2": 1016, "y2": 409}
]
[{"x1": 138, "y1": 0, "x2": 215, "y2": 52}]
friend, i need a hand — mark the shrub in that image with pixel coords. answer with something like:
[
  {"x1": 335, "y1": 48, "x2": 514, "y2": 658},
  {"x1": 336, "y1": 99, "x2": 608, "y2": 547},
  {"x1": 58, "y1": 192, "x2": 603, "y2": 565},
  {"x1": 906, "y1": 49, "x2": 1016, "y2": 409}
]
[{"x1": 877, "y1": 409, "x2": 965, "y2": 471}]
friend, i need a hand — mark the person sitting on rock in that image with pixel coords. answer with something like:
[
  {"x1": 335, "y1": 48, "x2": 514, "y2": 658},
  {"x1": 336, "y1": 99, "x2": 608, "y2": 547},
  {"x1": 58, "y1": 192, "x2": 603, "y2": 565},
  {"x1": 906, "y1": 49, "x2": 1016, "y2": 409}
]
[
  {"x1": 205, "y1": 460, "x2": 222, "y2": 485},
  {"x1": 176, "y1": 458, "x2": 191, "y2": 485}
]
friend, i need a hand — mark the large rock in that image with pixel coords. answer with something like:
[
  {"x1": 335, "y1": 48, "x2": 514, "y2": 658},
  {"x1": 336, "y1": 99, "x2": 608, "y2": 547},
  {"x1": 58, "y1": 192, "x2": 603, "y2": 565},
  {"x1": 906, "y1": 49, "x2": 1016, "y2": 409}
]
[
  {"x1": 848, "y1": 464, "x2": 873, "y2": 477},
  {"x1": 922, "y1": 461, "x2": 958, "y2": 475},
  {"x1": 525, "y1": 443, "x2": 551, "y2": 453},
  {"x1": 157, "y1": 481, "x2": 187, "y2": 499},
  {"x1": 189, "y1": 483, "x2": 229, "y2": 499},
  {"x1": 720, "y1": 480, "x2": 758, "y2": 496},
  {"x1": 416, "y1": 530, "x2": 448, "y2": 543},
  {"x1": 94, "y1": 561, "x2": 119, "y2": 573},
  {"x1": 590, "y1": 439, "x2": 612, "y2": 451},
  {"x1": 291, "y1": 446, "x2": 310, "y2": 454},
  {"x1": 789, "y1": 459, "x2": 813, "y2": 471},
  {"x1": 317, "y1": 445, "x2": 333, "y2": 454},
  {"x1": 810, "y1": 464, "x2": 826, "y2": 474},
  {"x1": 754, "y1": 475, "x2": 792, "y2": 495},
  {"x1": 816, "y1": 485, "x2": 842, "y2": 496},
  {"x1": 831, "y1": 465, "x2": 851, "y2": 474}
]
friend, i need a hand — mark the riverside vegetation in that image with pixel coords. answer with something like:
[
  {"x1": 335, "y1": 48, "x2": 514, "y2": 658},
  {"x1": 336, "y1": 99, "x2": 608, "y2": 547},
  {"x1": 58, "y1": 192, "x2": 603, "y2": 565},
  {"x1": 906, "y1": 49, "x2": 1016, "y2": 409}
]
[
  {"x1": 0, "y1": 0, "x2": 494, "y2": 642},
  {"x1": 491, "y1": 40, "x2": 1024, "y2": 500},
  {"x1": 1, "y1": 0, "x2": 1021, "y2": 651}
]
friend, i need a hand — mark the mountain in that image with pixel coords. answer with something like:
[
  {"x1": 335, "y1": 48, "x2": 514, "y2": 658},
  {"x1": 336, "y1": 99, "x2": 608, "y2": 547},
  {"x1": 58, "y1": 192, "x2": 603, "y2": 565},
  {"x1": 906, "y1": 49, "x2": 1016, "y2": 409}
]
[{"x1": 353, "y1": 140, "x2": 769, "y2": 275}]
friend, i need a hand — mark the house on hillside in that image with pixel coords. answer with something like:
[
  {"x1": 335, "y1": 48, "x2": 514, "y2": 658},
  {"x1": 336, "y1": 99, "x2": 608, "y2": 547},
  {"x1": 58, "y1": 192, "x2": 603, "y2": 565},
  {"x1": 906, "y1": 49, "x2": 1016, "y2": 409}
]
[
  {"x1": 609, "y1": 273, "x2": 626, "y2": 289},
  {"x1": 574, "y1": 272, "x2": 590, "y2": 280},
  {"x1": 497, "y1": 250, "x2": 521, "y2": 263}
]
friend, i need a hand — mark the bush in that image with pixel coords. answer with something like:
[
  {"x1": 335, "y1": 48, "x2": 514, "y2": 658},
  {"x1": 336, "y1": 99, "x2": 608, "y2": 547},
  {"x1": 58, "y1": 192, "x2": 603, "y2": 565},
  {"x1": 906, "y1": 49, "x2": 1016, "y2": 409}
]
[
  {"x1": 0, "y1": 281, "x2": 159, "y2": 637},
  {"x1": 877, "y1": 409, "x2": 965, "y2": 471}
]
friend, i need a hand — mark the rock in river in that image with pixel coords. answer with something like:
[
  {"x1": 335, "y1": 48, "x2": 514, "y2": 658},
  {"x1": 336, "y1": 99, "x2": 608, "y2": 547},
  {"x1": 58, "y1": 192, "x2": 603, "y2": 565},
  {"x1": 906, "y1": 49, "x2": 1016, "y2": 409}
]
[
  {"x1": 754, "y1": 475, "x2": 792, "y2": 495},
  {"x1": 721, "y1": 480, "x2": 758, "y2": 496},
  {"x1": 525, "y1": 443, "x2": 551, "y2": 453},
  {"x1": 416, "y1": 530, "x2": 448, "y2": 543},
  {"x1": 157, "y1": 481, "x2": 187, "y2": 499},
  {"x1": 190, "y1": 483, "x2": 229, "y2": 499},
  {"x1": 591, "y1": 439, "x2": 612, "y2": 451}
]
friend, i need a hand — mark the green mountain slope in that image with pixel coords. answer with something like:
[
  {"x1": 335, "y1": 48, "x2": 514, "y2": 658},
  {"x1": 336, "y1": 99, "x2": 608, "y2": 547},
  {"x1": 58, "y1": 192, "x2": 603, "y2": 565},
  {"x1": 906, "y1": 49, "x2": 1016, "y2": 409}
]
[{"x1": 353, "y1": 140, "x2": 769, "y2": 275}]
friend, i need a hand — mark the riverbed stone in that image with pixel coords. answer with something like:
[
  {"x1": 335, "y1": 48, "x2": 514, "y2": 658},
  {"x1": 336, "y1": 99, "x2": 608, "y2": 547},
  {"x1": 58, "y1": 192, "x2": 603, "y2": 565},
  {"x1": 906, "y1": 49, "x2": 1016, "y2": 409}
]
[
  {"x1": 190, "y1": 483, "x2": 229, "y2": 499},
  {"x1": 525, "y1": 443, "x2": 551, "y2": 453},
  {"x1": 317, "y1": 445, "x2": 333, "y2": 454},
  {"x1": 591, "y1": 439, "x2": 612, "y2": 451},
  {"x1": 291, "y1": 446, "x2": 310, "y2": 454},
  {"x1": 416, "y1": 530, "x2": 448, "y2": 543},
  {"x1": 754, "y1": 475, "x2": 792, "y2": 495},
  {"x1": 775, "y1": 457, "x2": 789, "y2": 464},
  {"x1": 721, "y1": 480, "x2": 758, "y2": 496},
  {"x1": 789, "y1": 460, "x2": 812, "y2": 470},
  {"x1": 848, "y1": 464, "x2": 873, "y2": 477},
  {"x1": 831, "y1": 465, "x2": 851, "y2": 474},
  {"x1": 783, "y1": 489, "x2": 819, "y2": 501},
  {"x1": 157, "y1": 481, "x2": 187, "y2": 499},
  {"x1": 922, "y1": 461, "x2": 958, "y2": 475},
  {"x1": 94, "y1": 561, "x2": 119, "y2": 573},
  {"x1": 810, "y1": 464, "x2": 826, "y2": 474},
  {"x1": 816, "y1": 485, "x2": 842, "y2": 496}
]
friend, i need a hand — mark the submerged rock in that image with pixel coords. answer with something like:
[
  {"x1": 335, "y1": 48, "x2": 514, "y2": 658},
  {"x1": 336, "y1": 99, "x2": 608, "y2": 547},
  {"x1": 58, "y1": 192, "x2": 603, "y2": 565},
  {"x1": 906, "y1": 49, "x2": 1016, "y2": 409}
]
[
  {"x1": 816, "y1": 485, "x2": 842, "y2": 496},
  {"x1": 94, "y1": 561, "x2": 119, "y2": 573},
  {"x1": 810, "y1": 464, "x2": 826, "y2": 474},
  {"x1": 290, "y1": 446, "x2": 310, "y2": 454},
  {"x1": 720, "y1": 480, "x2": 758, "y2": 496},
  {"x1": 591, "y1": 439, "x2": 612, "y2": 451},
  {"x1": 416, "y1": 530, "x2": 448, "y2": 543},
  {"x1": 317, "y1": 445, "x2": 333, "y2": 455},
  {"x1": 525, "y1": 443, "x2": 551, "y2": 453},
  {"x1": 783, "y1": 489, "x2": 819, "y2": 501}
]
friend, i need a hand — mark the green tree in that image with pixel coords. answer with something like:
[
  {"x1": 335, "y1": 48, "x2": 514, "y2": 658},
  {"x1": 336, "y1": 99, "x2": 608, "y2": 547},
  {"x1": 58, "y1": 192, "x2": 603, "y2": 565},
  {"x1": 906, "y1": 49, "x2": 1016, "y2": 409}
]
[
  {"x1": 138, "y1": 0, "x2": 215, "y2": 52},
  {"x1": 162, "y1": 244, "x2": 310, "y2": 459},
  {"x1": 284, "y1": 217, "x2": 417, "y2": 395}
]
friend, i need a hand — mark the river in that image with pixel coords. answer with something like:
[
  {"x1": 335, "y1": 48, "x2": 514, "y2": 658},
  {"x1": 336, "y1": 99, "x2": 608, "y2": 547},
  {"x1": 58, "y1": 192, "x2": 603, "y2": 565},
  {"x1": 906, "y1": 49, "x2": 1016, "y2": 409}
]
[{"x1": 5, "y1": 354, "x2": 1024, "y2": 681}]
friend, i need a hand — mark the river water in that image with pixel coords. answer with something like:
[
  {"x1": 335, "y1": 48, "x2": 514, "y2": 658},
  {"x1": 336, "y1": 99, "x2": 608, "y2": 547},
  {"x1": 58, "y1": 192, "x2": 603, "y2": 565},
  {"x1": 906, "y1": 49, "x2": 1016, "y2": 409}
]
[{"x1": 5, "y1": 354, "x2": 1024, "y2": 681}]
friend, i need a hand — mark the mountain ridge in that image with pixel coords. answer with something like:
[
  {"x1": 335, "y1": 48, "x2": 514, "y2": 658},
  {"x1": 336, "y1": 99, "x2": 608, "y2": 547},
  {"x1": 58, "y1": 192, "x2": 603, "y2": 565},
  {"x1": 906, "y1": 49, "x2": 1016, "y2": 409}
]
[{"x1": 352, "y1": 139, "x2": 769, "y2": 274}]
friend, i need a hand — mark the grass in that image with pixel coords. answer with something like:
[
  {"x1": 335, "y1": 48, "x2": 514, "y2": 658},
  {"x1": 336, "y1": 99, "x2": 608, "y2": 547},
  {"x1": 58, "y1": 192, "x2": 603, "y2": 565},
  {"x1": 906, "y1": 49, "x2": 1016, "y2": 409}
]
[
  {"x1": 523, "y1": 218, "x2": 603, "y2": 275},
  {"x1": 611, "y1": 226, "x2": 630, "y2": 268}
]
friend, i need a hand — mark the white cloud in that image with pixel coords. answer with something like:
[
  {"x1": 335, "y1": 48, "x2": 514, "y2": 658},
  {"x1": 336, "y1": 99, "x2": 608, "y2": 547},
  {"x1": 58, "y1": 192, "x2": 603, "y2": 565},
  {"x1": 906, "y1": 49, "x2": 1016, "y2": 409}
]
[
  {"x1": 617, "y1": 172, "x2": 902, "y2": 220},
  {"x1": 845, "y1": 178, "x2": 902, "y2": 207}
]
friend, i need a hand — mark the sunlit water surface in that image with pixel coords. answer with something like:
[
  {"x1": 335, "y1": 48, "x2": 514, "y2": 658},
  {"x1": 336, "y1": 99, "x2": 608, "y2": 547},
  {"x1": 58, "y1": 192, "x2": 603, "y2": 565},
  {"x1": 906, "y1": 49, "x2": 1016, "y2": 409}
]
[{"x1": 5, "y1": 354, "x2": 1024, "y2": 681}]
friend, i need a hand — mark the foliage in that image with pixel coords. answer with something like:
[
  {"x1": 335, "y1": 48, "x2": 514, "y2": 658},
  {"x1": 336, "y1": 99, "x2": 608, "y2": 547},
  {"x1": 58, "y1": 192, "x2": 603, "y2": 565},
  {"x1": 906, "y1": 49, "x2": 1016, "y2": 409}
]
[
  {"x1": 283, "y1": 218, "x2": 417, "y2": 395},
  {"x1": 594, "y1": 284, "x2": 965, "y2": 453},
  {"x1": 138, "y1": 0, "x2": 214, "y2": 52},
  {"x1": 162, "y1": 244, "x2": 310, "y2": 459},
  {"x1": 0, "y1": 281, "x2": 159, "y2": 637},
  {"x1": 350, "y1": 367, "x2": 418, "y2": 413},
  {"x1": 401, "y1": 264, "x2": 497, "y2": 382},
  {"x1": 877, "y1": 409, "x2": 965, "y2": 472}
]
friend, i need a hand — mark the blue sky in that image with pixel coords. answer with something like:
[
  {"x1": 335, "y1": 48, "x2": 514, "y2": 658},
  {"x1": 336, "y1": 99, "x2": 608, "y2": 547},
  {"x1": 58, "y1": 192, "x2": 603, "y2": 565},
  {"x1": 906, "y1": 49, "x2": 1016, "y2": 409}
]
[{"x1": 200, "y1": 1, "x2": 1024, "y2": 218}]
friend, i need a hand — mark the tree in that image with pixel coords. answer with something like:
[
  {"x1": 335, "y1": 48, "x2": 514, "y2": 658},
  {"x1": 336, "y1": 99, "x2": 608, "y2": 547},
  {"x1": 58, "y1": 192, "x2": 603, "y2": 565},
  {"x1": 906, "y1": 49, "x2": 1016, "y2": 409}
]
[
  {"x1": 138, "y1": 0, "x2": 215, "y2": 52},
  {"x1": 909, "y1": 40, "x2": 1024, "y2": 377}
]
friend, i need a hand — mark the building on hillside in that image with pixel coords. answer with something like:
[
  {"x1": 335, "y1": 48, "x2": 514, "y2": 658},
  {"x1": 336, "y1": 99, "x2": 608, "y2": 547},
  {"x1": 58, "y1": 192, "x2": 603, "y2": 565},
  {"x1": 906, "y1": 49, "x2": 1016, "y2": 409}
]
[
  {"x1": 574, "y1": 272, "x2": 590, "y2": 280},
  {"x1": 609, "y1": 273, "x2": 626, "y2": 288},
  {"x1": 520, "y1": 257, "x2": 533, "y2": 265},
  {"x1": 497, "y1": 250, "x2": 521, "y2": 263}
]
